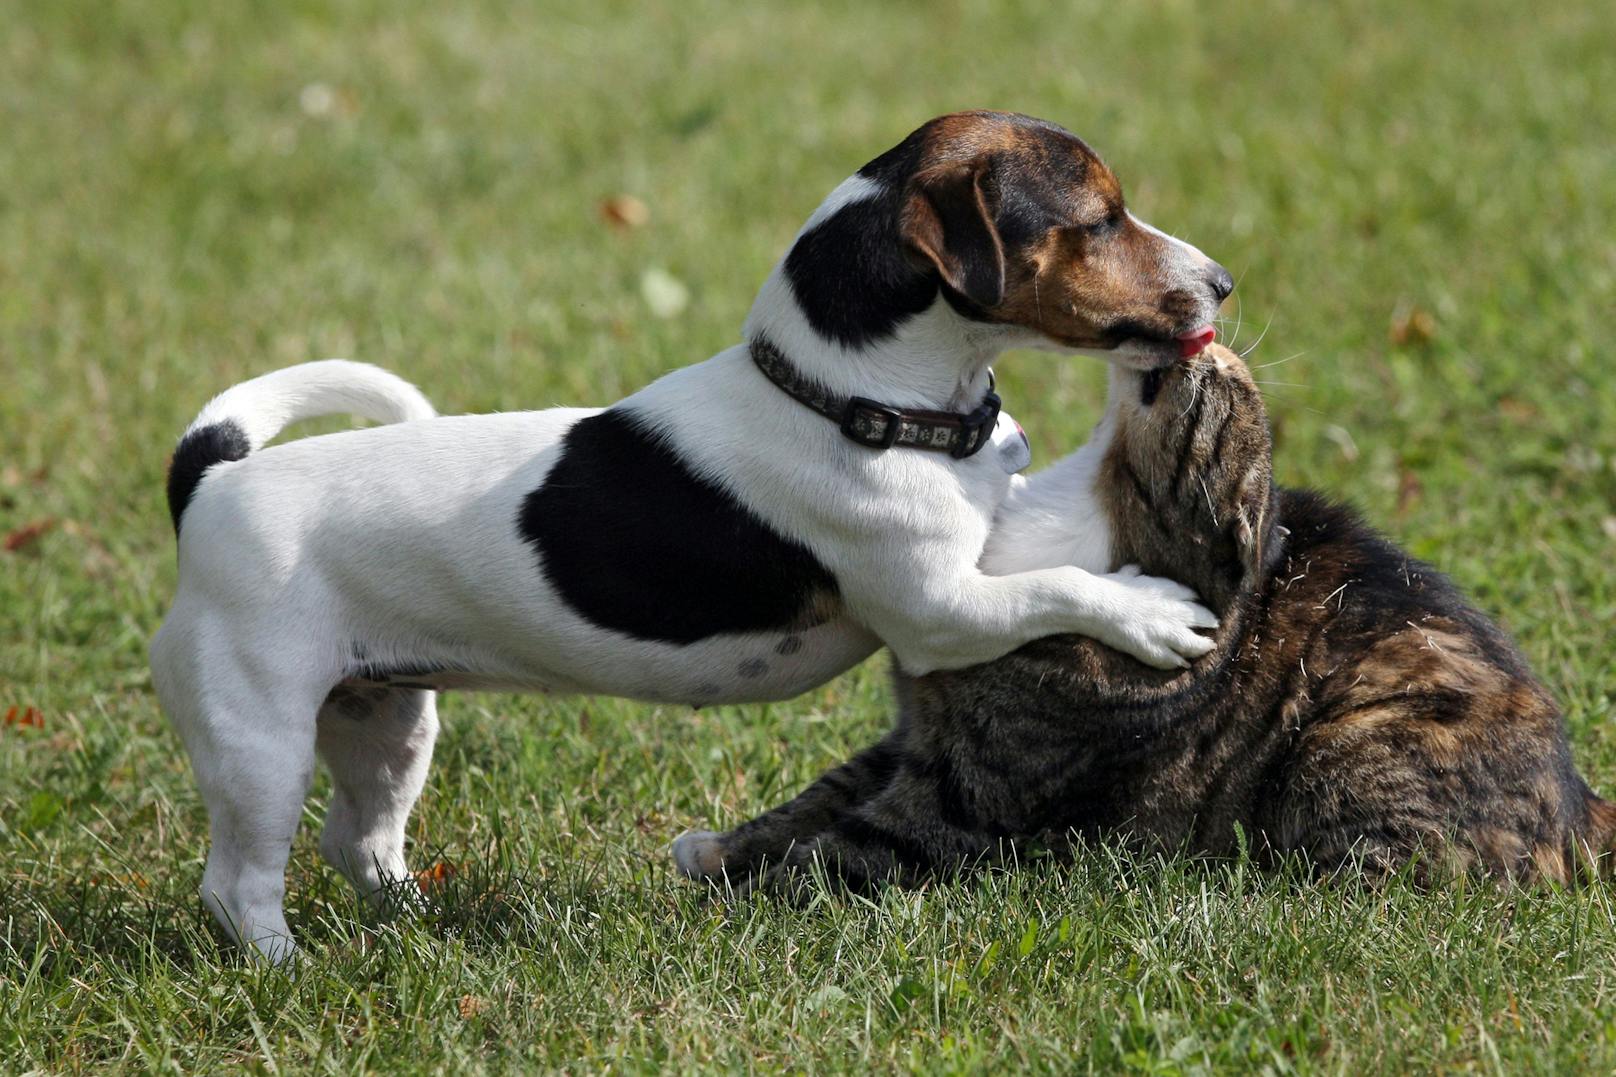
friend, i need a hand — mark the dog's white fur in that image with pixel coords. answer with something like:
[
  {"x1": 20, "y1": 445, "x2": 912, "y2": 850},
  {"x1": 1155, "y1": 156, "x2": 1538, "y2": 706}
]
[{"x1": 151, "y1": 174, "x2": 1217, "y2": 961}]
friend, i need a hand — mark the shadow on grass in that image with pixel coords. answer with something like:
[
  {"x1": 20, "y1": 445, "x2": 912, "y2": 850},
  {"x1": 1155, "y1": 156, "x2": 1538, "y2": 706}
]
[
  {"x1": 2, "y1": 829, "x2": 1536, "y2": 985},
  {"x1": 0, "y1": 838, "x2": 621, "y2": 977}
]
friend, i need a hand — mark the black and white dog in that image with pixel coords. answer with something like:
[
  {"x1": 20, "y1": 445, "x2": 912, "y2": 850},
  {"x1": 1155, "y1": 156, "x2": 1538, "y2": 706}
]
[{"x1": 151, "y1": 111, "x2": 1233, "y2": 960}]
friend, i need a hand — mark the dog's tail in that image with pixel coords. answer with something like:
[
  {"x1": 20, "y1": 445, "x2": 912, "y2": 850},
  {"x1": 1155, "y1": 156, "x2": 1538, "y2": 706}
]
[{"x1": 165, "y1": 360, "x2": 436, "y2": 533}]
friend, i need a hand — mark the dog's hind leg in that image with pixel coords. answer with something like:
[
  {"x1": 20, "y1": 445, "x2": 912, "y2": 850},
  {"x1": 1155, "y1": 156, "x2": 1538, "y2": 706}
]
[
  {"x1": 152, "y1": 614, "x2": 327, "y2": 964},
  {"x1": 315, "y1": 686, "x2": 438, "y2": 907}
]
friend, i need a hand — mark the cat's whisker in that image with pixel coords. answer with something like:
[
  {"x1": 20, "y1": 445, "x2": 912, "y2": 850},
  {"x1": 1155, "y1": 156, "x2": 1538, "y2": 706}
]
[
  {"x1": 1223, "y1": 291, "x2": 1245, "y2": 349},
  {"x1": 1200, "y1": 476, "x2": 1220, "y2": 525},
  {"x1": 1225, "y1": 264, "x2": 1255, "y2": 348},
  {"x1": 1236, "y1": 315, "x2": 1276, "y2": 359},
  {"x1": 1253, "y1": 349, "x2": 1307, "y2": 370}
]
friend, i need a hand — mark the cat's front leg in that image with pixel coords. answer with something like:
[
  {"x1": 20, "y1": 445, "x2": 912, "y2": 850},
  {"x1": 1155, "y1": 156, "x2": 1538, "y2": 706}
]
[
  {"x1": 751, "y1": 769, "x2": 1013, "y2": 899},
  {"x1": 673, "y1": 736, "x2": 902, "y2": 885}
]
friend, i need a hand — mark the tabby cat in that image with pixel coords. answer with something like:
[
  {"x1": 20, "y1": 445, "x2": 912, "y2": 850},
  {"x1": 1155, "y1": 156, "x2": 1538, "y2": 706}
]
[{"x1": 673, "y1": 344, "x2": 1614, "y2": 892}]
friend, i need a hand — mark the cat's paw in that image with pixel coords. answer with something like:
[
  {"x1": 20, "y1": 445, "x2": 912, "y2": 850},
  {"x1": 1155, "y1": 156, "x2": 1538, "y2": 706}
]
[
  {"x1": 671, "y1": 829, "x2": 728, "y2": 880},
  {"x1": 1095, "y1": 565, "x2": 1218, "y2": 669}
]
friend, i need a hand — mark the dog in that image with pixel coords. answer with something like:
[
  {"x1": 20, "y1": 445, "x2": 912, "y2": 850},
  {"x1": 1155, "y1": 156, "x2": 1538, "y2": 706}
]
[{"x1": 150, "y1": 111, "x2": 1233, "y2": 960}]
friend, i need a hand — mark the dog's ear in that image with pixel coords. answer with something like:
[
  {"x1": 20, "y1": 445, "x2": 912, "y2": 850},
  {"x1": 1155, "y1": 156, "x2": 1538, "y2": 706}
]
[{"x1": 900, "y1": 160, "x2": 1005, "y2": 309}]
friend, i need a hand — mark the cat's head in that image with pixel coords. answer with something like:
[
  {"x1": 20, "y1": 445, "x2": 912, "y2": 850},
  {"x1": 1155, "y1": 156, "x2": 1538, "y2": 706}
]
[{"x1": 1099, "y1": 343, "x2": 1285, "y2": 611}]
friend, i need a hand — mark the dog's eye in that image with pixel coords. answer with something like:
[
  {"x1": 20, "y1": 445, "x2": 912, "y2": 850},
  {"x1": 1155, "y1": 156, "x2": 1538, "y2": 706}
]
[{"x1": 1079, "y1": 210, "x2": 1124, "y2": 237}]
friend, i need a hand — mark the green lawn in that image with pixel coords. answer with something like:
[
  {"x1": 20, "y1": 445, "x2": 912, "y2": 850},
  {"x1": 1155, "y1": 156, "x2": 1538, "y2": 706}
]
[{"x1": 4, "y1": 0, "x2": 1615, "y2": 1071}]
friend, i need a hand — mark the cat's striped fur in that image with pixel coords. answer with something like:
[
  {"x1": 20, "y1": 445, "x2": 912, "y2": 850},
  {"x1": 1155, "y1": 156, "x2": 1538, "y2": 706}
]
[{"x1": 677, "y1": 345, "x2": 1616, "y2": 892}]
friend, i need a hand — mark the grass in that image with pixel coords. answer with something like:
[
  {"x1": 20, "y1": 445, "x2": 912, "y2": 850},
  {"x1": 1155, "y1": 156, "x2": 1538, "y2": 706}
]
[{"x1": 2, "y1": 0, "x2": 1614, "y2": 1070}]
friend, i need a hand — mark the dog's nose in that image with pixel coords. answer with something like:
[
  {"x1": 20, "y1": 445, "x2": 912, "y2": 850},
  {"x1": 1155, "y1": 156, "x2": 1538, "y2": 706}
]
[{"x1": 1206, "y1": 263, "x2": 1235, "y2": 303}]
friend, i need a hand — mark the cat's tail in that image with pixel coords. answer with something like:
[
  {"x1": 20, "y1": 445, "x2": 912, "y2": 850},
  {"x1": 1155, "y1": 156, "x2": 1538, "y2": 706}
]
[{"x1": 164, "y1": 360, "x2": 436, "y2": 533}]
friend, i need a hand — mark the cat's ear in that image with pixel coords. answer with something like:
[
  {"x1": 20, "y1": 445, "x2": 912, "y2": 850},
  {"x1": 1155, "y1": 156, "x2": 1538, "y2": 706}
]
[{"x1": 900, "y1": 160, "x2": 1006, "y2": 309}]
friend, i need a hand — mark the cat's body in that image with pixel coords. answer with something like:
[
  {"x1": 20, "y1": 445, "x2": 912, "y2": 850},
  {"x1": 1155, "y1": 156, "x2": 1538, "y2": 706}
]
[{"x1": 675, "y1": 345, "x2": 1616, "y2": 890}]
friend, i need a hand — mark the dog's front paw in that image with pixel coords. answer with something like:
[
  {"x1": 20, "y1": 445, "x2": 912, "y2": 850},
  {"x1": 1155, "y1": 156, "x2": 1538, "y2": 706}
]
[
  {"x1": 1095, "y1": 566, "x2": 1218, "y2": 669},
  {"x1": 671, "y1": 829, "x2": 729, "y2": 881}
]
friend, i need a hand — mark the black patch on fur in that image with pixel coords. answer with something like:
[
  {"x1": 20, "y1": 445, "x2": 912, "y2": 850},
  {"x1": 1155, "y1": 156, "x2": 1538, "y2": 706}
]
[
  {"x1": 783, "y1": 184, "x2": 938, "y2": 349},
  {"x1": 1139, "y1": 368, "x2": 1165, "y2": 407},
  {"x1": 519, "y1": 409, "x2": 839, "y2": 645},
  {"x1": 166, "y1": 420, "x2": 251, "y2": 533},
  {"x1": 803, "y1": 114, "x2": 1115, "y2": 343}
]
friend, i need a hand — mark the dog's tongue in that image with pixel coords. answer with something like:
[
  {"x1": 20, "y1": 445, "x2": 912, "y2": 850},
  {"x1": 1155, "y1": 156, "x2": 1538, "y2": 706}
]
[{"x1": 1176, "y1": 325, "x2": 1216, "y2": 357}]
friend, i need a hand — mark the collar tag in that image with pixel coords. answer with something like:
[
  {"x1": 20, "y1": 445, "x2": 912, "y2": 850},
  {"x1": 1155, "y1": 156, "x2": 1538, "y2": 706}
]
[{"x1": 993, "y1": 411, "x2": 1032, "y2": 474}]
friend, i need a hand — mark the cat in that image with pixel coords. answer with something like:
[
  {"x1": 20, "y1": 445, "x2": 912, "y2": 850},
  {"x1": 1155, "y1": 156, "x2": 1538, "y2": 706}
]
[{"x1": 672, "y1": 343, "x2": 1615, "y2": 892}]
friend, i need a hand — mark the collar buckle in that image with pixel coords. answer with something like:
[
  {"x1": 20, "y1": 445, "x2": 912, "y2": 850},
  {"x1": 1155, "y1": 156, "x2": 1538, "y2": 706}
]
[
  {"x1": 952, "y1": 392, "x2": 1002, "y2": 458},
  {"x1": 841, "y1": 398, "x2": 903, "y2": 449}
]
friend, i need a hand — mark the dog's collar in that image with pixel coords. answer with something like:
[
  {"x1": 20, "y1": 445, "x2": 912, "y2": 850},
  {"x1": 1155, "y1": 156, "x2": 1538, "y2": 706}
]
[{"x1": 749, "y1": 339, "x2": 1001, "y2": 459}]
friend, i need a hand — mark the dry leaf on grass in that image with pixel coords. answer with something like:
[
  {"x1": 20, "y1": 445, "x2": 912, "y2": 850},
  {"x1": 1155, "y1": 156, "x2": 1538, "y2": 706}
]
[
  {"x1": 1389, "y1": 304, "x2": 1436, "y2": 347},
  {"x1": 4, "y1": 705, "x2": 45, "y2": 729},
  {"x1": 1497, "y1": 396, "x2": 1540, "y2": 423},
  {"x1": 4, "y1": 517, "x2": 57, "y2": 552},
  {"x1": 0, "y1": 465, "x2": 48, "y2": 487},
  {"x1": 600, "y1": 194, "x2": 650, "y2": 230},
  {"x1": 416, "y1": 861, "x2": 457, "y2": 893}
]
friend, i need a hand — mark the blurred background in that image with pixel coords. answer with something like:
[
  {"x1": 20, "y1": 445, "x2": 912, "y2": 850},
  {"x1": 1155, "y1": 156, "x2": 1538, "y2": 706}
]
[
  {"x1": 1, "y1": 0, "x2": 1614, "y2": 1066},
  {"x1": 4, "y1": 2, "x2": 1612, "y2": 677}
]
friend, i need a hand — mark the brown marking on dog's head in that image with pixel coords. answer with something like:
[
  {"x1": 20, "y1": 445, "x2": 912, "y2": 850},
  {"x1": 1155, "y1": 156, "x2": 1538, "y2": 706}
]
[
  {"x1": 895, "y1": 112, "x2": 1232, "y2": 366},
  {"x1": 1098, "y1": 344, "x2": 1280, "y2": 610}
]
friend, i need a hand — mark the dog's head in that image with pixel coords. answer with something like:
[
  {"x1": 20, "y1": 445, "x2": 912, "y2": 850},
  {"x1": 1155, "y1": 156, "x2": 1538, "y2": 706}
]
[{"x1": 872, "y1": 112, "x2": 1232, "y2": 368}]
